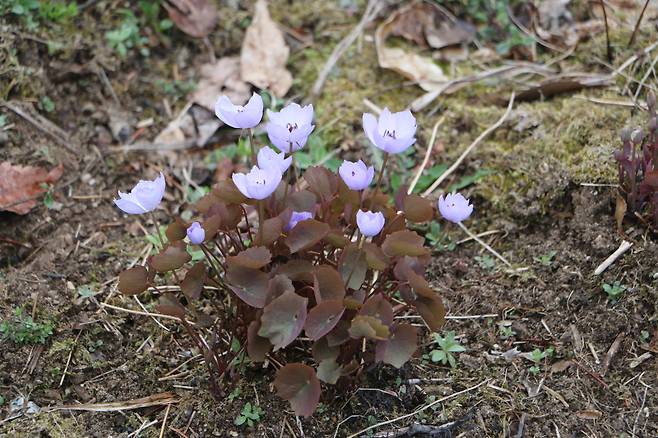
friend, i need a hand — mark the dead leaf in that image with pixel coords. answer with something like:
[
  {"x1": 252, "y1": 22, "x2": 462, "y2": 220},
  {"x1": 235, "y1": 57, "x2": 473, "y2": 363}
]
[
  {"x1": 164, "y1": 0, "x2": 217, "y2": 38},
  {"x1": 615, "y1": 192, "x2": 627, "y2": 233},
  {"x1": 515, "y1": 73, "x2": 612, "y2": 101},
  {"x1": 575, "y1": 409, "x2": 602, "y2": 420},
  {"x1": 550, "y1": 360, "x2": 573, "y2": 373},
  {"x1": 192, "y1": 57, "x2": 252, "y2": 112},
  {"x1": 240, "y1": 0, "x2": 292, "y2": 97},
  {"x1": 0, "y1": 162, "x2": 64, "y2": 214},
  {"x1": 375, "y1": 4, "x2": 449, "y2": 92}
]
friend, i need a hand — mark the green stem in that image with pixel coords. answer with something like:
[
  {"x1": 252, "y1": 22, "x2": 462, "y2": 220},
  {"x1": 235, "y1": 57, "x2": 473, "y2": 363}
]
[
  {"x1": 373, "y1": 153, "x2": 389, "y2": 196},
  {"x1": 248, "y1": 128, "x2": 256, "y2": 166},
  {"x1": 148, "y1": 211, "x2": 165, "y2": 249},
  {"x1": 257, "y1": 200, "x2": 265, "y2": 246}
]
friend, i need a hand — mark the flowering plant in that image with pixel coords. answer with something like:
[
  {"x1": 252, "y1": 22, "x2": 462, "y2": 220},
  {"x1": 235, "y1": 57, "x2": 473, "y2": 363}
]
[
  {"x1": 614, "y1": 91, "x2": 658, "y2": 227},
  {"x1": 114, "y1": 96, "x2": 473, "y2": 417}
]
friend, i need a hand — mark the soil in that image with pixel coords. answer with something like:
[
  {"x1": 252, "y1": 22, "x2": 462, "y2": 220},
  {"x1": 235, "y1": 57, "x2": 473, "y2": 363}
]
[{"x1": 1, "y1": 1, "x2": 657, "y2": 437}]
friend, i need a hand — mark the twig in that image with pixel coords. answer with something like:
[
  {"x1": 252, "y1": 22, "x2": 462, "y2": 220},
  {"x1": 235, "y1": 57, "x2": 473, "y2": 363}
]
[
  {"x1": 602, "y1": 332, "x2": 625, "y2": 376},
  {"x1": 310, "y1": 0, "x2": 384, "y2": 98},
  {"x1": 59, "y1": 330, "x2": 81, "y2": 387},
  {"x1": 613, "y1": 41, "x2": 658, "y2": 77},
  {"x1": 458, "y1": 222, "x2": 512, "y2": 267},
  {"x1": 48, "y1": 392, "x2": 177, "y2": 412},
  {"x1": 632, "y1": 386, "x2": 649, "y2": 438},
  {"x1": 159, "y1": 404, "x2": 172, "y2": 438},
  {"x1": 633, "y1": 53, "x2": 658, "y2": 102},
  {"x1": 1, "y1": 101, "x2": 76, "y2": 154},
  {"x1": 100, "y1": 302, "x2": 195, "y2": 324},
  {"x1": 422, "y1": 93, "x2": 515, "y2": 196},
  {"x1": 346, "y1": 379, "x2": 489, "y2": 438},
  {"x1": 407, "y1": 116, "x2": 446, "y2": 195},
  {"x1": 628, "y1": 0, "x2": 650, "y2": 48},
  {"x1": 600, "y1": 0, "x2": 612, "y2": 63},
  {"x1": 593, "y1": 240, "x2": 633, "y2": 275}
]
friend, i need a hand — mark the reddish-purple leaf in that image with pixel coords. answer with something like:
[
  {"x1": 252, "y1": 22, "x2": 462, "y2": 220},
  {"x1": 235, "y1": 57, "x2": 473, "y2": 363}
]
[
  {"x1": 267, "y1": 274, "x2": 295, "y2": 303},
  {"x1": 202, "y1": 214, "x2": 222, "y2": 240},
  {"x1": 313, "y1": 265, "x2": 345, "y2": 302},
  {"x1": 258, "y1": 290, "x2": 308, "y2": 350},
  {"x1": 287, "y1": 190, "x2": 317, "y2": 212},
  {"x1": 150, "y1": 242, "x2": 192, "y2": 272},
  {"x1": 273, "y1": 363, "x2": 321, "y2": 418},
  {"x1": 360, "y1": 294, "x2": 394, "y2": 326},
  {"x1": 312, "y1": 337, "x2": 340, "y2": 362},
  {"x1": 156, "y1": 293, "x2": 186, "y2": 319},
  {"x1": 326, "y1": 319, "x2": 351, "y2": 347},
  {"x1": 212, "y1": 179, "x2": 247, "y2": 204},
  {"x1": 226, "y1": 265, "x2": 270, "y2": 308},
  {"x1": 408, "y1": 271, "x2": 446, "y2": 331},
  {"x1": 284, "y1": 219, "x2": 329, "y2": 253},
  {"x1": 303, "y1": 166, "x2": 337, "y2": 202},
  {"x1": 324, "y1": 229, "x2": 349, "y2": 248},
  {"x1": 118, "y1": 266, "x2": 150, "y2": 296},
  {"x1": 257, "y1": 216, "x2": 283, "y2": 246},
  {"x1": 304, "y1": 300, "x2": 345, "y2": 341},
  {"x1": 338, "y1": 243, "x2": 368, "y2": 290},
  {"x1": 166, "y1": 218, "x2": 188, "y2": 242},
  {"x1": 276, "y1": 259, "x2": 315, "y2": 283},
  {"x1": 247, "y1": 320, "x2": 272, "y2": 362},
  {"x1": 381, "y1": 230, "x2": 429, "y2": 257},
  {"x1": 348, "y1": 315, "x2": 390, "y2": 340},
  {"x1": 363, "y1": 242, "x2": 390, "y2": 270},
  {"x1": 317, "y1": 359, "x2": 342, "y2": 385},
  {"x1": 227, "y1": 246, "x2": 272, "y2": 269},
  {"x1": 403, "y1": 194, "x2": 434, "y2": 223},
  {"x1": 375, "y1": 323, "x2": 417, "y2": 368},
  {"x1": 180, "y1": 262, "x2": 207, "y2": 300}
]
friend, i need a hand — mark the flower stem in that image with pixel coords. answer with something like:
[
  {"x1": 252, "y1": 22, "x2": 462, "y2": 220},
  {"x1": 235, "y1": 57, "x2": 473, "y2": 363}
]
[
  {"x1": 239, "y1": 205, "x2": 254, "y2": 244},
  {"x1": 257, "y1": 200, "x2": 265, "y2": 245},
  {"x1": 457, "y1": 222, "x2": 512, "y2": 267},
  {"x1": 345, "y1": 233, "x2": 365, "y2": 287},
  {"x1": 148, "y1": 211, "x2": 165, "y2": 249},
  {"x1": 282, "y1": 152, "x2": 294, "y2": 209},
  {"x1": 248, "y1": 128, "x2": 256, "y2": 165},
  {"x1": 373, "y1": 153, "x2": 389, "y2": 196}
]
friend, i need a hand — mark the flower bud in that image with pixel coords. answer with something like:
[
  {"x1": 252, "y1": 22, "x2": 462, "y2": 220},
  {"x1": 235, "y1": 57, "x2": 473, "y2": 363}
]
[
  {"x1": 631, "y1": 128, "x2": 644, "y2": 145},
  {"x1": 620, "y1": 127, "x2": 632, "y2": 142},
  {"x1": 186, "y1": 222, "x2": 205, "y2": 245}
]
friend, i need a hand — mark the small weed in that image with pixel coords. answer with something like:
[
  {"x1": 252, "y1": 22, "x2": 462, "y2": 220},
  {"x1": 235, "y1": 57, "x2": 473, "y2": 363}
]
[
  {"x1": 640, "y1": 330, "x2": 650, "y2": 343},
  {"x1": 527, "y1": 347, "x2": 554, "y2": 374},
  {"x1": 40, "y1": 96, "x2": 55, "y2": 113},
  {"x1": 227, "y1": 386, "x2": 242, "y2": 402},
  {"x1": 39, "y1": 1, "x2": 78, "y2": 23},
  {"x1": 105, "y1": 10, "x2": 149, "y2": 58},
  {"x1": 534, "y1": 250, "x2": 557, "y2": 266},
  {"x1": 0, "y1": 307, "x2": 54, "y2": 345},
  {"x1": 475, "y1": 254, "x2": 496, "y2": 270},
  {"x1": 138, "y1": 0, "x2": 173, "y2": 34},
  {"x1": 429, "y1": 331, "x2": 465, "y2": 368},
  {"x1": 425, "y1": 221, "x2": 456, "y2": 252},
  {"x1": 234, "y1": 402, "x2": 263, "y2": 427},
  {"x1": 603, "y1": 281, "x2": 626, "y2": 301},
  {"x1": 499, "y1": 324, "x2": 515, "y2": 339}
]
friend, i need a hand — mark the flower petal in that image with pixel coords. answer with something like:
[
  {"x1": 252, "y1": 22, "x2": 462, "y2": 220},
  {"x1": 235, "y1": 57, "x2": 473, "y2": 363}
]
[{"x1": 232, "y1": 172, "x2": 250, "y2": 198}]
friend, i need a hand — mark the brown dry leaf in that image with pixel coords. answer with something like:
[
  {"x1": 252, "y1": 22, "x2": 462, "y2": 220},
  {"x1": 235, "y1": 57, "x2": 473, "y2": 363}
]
[
  {"x1": 240, "y1": 0, "x2": 292, "y2": 98},
  {"x1": 615, "y1": 192, "x2": 627, "y2": 233},
  {"x1": 192, "y1": 57, "x2": 252, "y2": 112},
  {"x1": 515, "y1": 73, "x2": 612, "y2": 102},
  {"x1": 375, "y1": 3, "x2": 450, "y2": 92},
  {"x1": 575, "y1": 409, "x2": 603, "y2": 420},
  {"x1": 0, "y1": 162, "x2": 64, "y2": 215},
  {"x1": 164, "y1": 0, "x2": 217, "y2": 38}
]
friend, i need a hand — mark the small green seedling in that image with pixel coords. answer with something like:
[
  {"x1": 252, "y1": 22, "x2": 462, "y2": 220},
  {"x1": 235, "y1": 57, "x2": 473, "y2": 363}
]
[
  {"x1": 640, "y1": 330, "x2": 650, "y2": 343},
  {"x1": 234, "y1": 402, "x2": 263, "y2": 427},
  {"x1": 429, "y1": 331, "x2": 465, "y2": 368},
  {"x1": 0, "y1": 307, "x2": 54, "y2": 345},
  {"x1": 425, "y1": 221, "x2": 456, "y2": 252},
  {"x1": 227, "y1": 386, "x2": 241, "y2": 402},
  {"x1": 499, "y1": 324, "x2": 515, "y2": 339},
  {"x1": 603, "y1": 281, "x2": 626, "y2": 300},
  {"x1": 527, "y1": 347, "x2": 554, "y2": 374},
  {"x1": 475, "y1": 254, "x2": 496, "y2": 270},
  {"x1": 534, "y1": 250, "x2": 556, "y2": 266}
]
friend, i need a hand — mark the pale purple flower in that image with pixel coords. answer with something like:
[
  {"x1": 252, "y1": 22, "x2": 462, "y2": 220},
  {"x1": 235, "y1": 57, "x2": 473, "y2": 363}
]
[
  {"x1": 356, "y1": 210, "x2": 385, "y2": 237},
  {"x1": 362, "y1": 108, "x2": 416, "y2": 154},
  {"x1": 339, "y1": 160, "x2": 375, "y2": 191},
  {"x1": 438, "y1": 192, "x2": 473, "y2": 223},
  {"x1": 285, "y1": 211, "x2": 314, "y2": 231},
  {"x1": 266, "y1": 103, "x2": 314, "y2": 153},
  {"x1": 186, "y1": 222, "x2": 205, "y2": 244},
  {"x1": 232, "y1": 165, "x2": 282, "y2": 200},
  {"x1": 114, "y1": 172, "x2": 166, "y2": 215},
  {"x1": 257, "y1": 145, "x2": 292, "y2": 174},
  {"x1": 214, "y1": 93, "x2": 263, "y2": 129}
]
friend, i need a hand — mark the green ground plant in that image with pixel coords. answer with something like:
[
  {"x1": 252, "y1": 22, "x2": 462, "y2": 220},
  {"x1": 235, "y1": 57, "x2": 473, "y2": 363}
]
[
  {"x1": 0, "y1": 307, "x2": 54, "y2": 345},
  {"x1": 429, "y1": 331, "x2": 465, "y2": 368}
]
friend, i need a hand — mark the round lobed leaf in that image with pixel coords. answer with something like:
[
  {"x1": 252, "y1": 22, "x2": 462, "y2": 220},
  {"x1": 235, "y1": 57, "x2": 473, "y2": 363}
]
[
  {"x1": 313, "y1": 265, "x2": 346, "y2": 302},
  {"x1": 363, "y1": 242, "x2": 390, "y2": 271},
  {"x1": 258, "y1": 290, "x2": 308, "y2": 350},
  {"x1": 284, "y1": 219, "x2": 330, "y2": 254},
  {"x1": 150, "y1": 242, "x2": 192, "y2": 272},
  {"x1": 338, "y1": 243, "x2": 368, "y2": 290},
  {"x1": 273, "y1": 363, "x2": 321, "y2": 418},
  {"x1": 226, "y1": 265, "x2": 270, "y2": 308},
  {"x1": 303, "y1": 166, "x2": 337, "y2": 202},
  {"x1": 247, "y1": 320, "x2": 272, "y2": 362},
  {"x1": 256, "y1": 216, "x2": 284, "y2": 246},
  {"x1": 156, "y1": 293, "x2": 186, "y2": 319},
  {"x1": 348, "y1": 315, "x2": 390, "y2": 340},
  {"x1": 180, "y1": 262, "x2": 207, "y2": 300},
  {"x1": 276, "y1": 259, "x2": 315, "y2": 283},
  {"x1": 402, "y1": 194, "x2": 434, "y2": 223},
  {"x1": 118, "y1": 266, "x2": 150, "y2": 296},
  {"x1": 165, "y1": 218, "x2": 188, "y2": 242},
  {"x1": 317, "y1": 359, "x2": 342, "y2": 385},
  {"x1": 287, "y1": 190, "x2": 317, "y2": 212},
  {"x1": 407, "y1": 271, "x2": 446, "y2": 331},
  {"x1": 360, "y1": 294, "x2": 394, "y2": 326},
  {"x1": 304, "y1": 300, "x2": 345, "y2": 341},
  {"x1": 375, "y1": 323, "x2": 418, "y2": 368},
  {"x1": 227, "y1": 246, "x2": 272, "y2": 269},
  {"x1": 381, "y1": 230, "x2": 429, "y2": 257}
]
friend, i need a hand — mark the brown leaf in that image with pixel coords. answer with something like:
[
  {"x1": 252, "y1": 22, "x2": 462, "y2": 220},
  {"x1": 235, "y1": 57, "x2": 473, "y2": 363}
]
[
  {"x1": 312, "y1": 337, "x2": 340, "y2": 362},
  {"x1": 382, "y1": 230, "x2": 429, "y2": 257},
  {"x1": 515, "y1": 73, "x2": 612, "y2": 102},
  {"x1": 615, "y1": 192, "x2": 627, "y2": 233},
  {"x1": 303, "y1": 167, "x2": 337, "y2": 203},
  {"x1": 284, "y1": 219, "x2": 329, "y2": 254},
  {"x1": 274, "y1": 363, "x2": 321, "y2": 417},
  {"x1": 407, "y1": 271, "x2": 446, "y2": 331},
  {"x1": 165, "y1": 218, "x2": 188, "y2": 242},
  {"x1": 247, "y1": 320, "x2": 272, "y2": 362},
  {"x1": 403, "y1": 194, "x2": 435, "y2": 223},
  {"x1": 338, "y1": 243, "x2": 368, "y2": 290},
  {"x1": 375, "y1": 324, "x2": 417, "y2": 368},
  {"x1": 575, "y1": 409, "x2": 602, "y2": 420},
  {"x1": 349, "y1": 315, "x2": 390, "y2": 341},
  {"x1": 191, "y1": 58, "x2": 251, "y2": 112},
  {"x1": 256, "y1": 216, "x2": 284, "y2": 246},
  {"x1": 304, "y1": 300, "x2": 345, "y2": 341},
  {"x1": 360, "y1": 294, "x2": 394, "y2": 326},
  {"x1": 0, "y1": 162, "x2": 63, "y2": 214},
  {"x1": 313, "y1": 265, "x2": 346, "y2": 302},
  {"x1": 227, "y1": 246, "x2": 272, "y2": 269},
  {"x1": 150, "y1": 242, "x2": 192, "y2": 272},
  {"x1": 164, "y1": 0, "x2": 217, "y2": 38},
  {"x1": 180, "y1": 262, "x2": 206, "y2": 300},
  {"x1": 156, "y1": 293, "x2": 186, "y2": 319},
  {"x1": 363, "y1": 242, "x2": 390, "y2": 271},
  {"x1": 258, "y1": 290, "x2": 308, "y2": 350},
  {"x1": 276, "y1": 259, "x2": 315, "y2": 283},
  {"x1": 226, "y1": 265, "x2": 270, "y2": 308},
  {"x1": 240, "y1": 0, "x2": 292, "y2": 97},
  {"x1": 118, "y1": 266, "x2": 150, "y2": 296}
]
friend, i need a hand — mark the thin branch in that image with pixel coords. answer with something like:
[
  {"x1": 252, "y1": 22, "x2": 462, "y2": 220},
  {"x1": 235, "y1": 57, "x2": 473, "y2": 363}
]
[
  {"x1": 628, "y1": 0, "x2": 650, "y2": 48},
  {"x1": 458, "y1": 222, "x2": 512, "y2": 267},
  {"x1": 407, "y1": 115, "x2": 446, "y2": 195},
  {"x1": 422, "y1": 92, "x2": 515, "y2": 197},
  {"x1": 600, "y1": 0, "x2": 612, "y2": 63}
]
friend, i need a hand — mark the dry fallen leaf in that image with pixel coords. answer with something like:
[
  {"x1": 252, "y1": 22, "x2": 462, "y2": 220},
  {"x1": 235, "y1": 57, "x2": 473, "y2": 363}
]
[
  {"x1": 515, "y1": 73, "x2": 612, "y2": 102},
  {"x1": 575, "y1": 409, "x2": 603, "y2": 420},
  {"x1": 375, "y1": 3, "x2": 450, "y2": 92},
  {"x1": 164, "y1": 0, "x2": 218, "y2": 38},
  {"x1": 0, "y1": 162, "x2": 64, "y2": 215},
  {"x1": 192, "y1": 57, "x2": 252, "y2": 112},
  {"x1": 240, "y1": 0, "x2": 293, "y2": 98}
]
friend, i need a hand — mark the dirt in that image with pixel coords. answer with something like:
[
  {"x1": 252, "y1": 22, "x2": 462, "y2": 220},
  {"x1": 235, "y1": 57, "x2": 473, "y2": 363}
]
[{"x1": 1, "y1": 1, "x2": 657, "y2": 437}]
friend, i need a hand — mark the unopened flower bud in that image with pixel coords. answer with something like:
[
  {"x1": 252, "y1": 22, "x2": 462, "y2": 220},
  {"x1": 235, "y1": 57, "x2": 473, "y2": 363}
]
[
  {"x1": 620, "y1": 127, "x2": 632, "y2": 142},
  {"x1": 631, "y1": 128, "x2": 644, "y2": 145}
]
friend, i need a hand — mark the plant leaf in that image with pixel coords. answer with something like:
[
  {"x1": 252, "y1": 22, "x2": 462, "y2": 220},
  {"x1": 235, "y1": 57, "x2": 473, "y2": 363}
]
[
  {"x1": 375, "y1": 323, "x2": 417, "y2": 368},
  {"x1": 150, "y1": 242, "x2": 192, "y2": 272},
  {"x1": 226, "y1": 265, "x2": 270, "y2": 308},
  {"x1": 303, "y1": 166, "x2": 337, "y2": 203},
  {"x1": 304, "y1": 300, "x2": 345, "y2": 341},
  {"x1": 317, "y1": 359, "x2": 342, "y2": 384},
  {"x1": 273, "y1": 363, "x2": 321, "y2": 417},
  {"x1": 407, "y1": 271, "x2": 445, "y2": 331},
  {"x1": 247, "y1": 319, "x2": 272, "y2": 362},
  {"x1": 227, "y1": 246, "x2": 272, "y2": 269},
  {"x1": 338, "y1": 243, "x2": 368, "y2": 290},
  {"x1": 258, "y1": 290, "x2": 308, "y2": 350},
  {"x1": 382, "y1": 230, "x2": 429, "y2": 257},
  {"x1": 402, "y1": 194, "x2": 434, "y2": 223},
  {"x1": 313, "y1": 265, "x2": 346, "y2": 302},
  {"x1": 348, "y1": 315, "x2": 390, "y2": 340},
  {"x1": 284, "y1": 219, "x2": 329, "y2": 253},
  {"x1": 118, "y1": 266, "x2": 149, "y2": 296},
  {"x1": 180, "y1": 262, "x2": 206, "y2": 300}
]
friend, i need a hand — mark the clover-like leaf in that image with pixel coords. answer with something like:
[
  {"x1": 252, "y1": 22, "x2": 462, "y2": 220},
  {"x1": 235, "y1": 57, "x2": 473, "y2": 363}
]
[
  {"x1": 304, "y1": 300, "x2": 345, "y2": 341},
  {"x1": 226, "y1": 265, "x2": 270, "y2": 308},
  {"x1": 247, "y1": 319, "x2": 272, "y2": 362},
  {"x1": 338, "y1": 243, "x2": 368, "y2": 290},
  {"x1": 408, "y1": 271, "x2": 446, "y2": 331},
  {"x1": 150, "y1": 242, "x2": 192, "y2": 272},
  {"x1": 227, "y1": 246, "x2": 272, "y2": 269},
  {"x1": 284, "y1": 219, "x2": 329, "y2": 253},
  {"x1": 348, "y1": 315, "x2": 390, "y2": 340},
  {"x1": 381, "y1": 230, "x2": 429, "y2": 257},
  {"x1": 363, "y1": 242, "x2": 390, "y2": 271},
  {"x1": 313, "y1": 265, "x2": 345, "y2": 302},
  {"x1": 317, "y1": 359, "x2": 342, "y2": 385},
  {"x1": 180, "y1": 262, "x2": 207, "y2": 300},
  {"x1": 118, "y1": 266, "x2": 150, "y2": 296},
  {"x1": 166, "y1": 218, "x2": 188, "y2": 242},
  {"x1": 403, "y1": 194, "x2": 434, "y2": 223},
  {"x1": 303, "y1": 166, "x2": 337, "y2": 202},
  {"x1": 375, "y1": 323, "x2": 417, "y2": 368},
  {"x1": 258, "y1": 290, "x2": 308, "y2": 350},
  {"x1": 273, "y1": 363, "x2": 321, "y2": 418}
]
